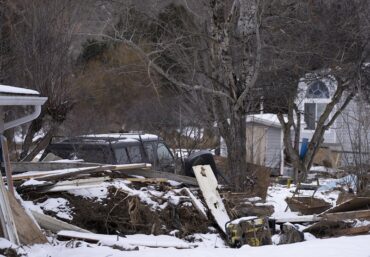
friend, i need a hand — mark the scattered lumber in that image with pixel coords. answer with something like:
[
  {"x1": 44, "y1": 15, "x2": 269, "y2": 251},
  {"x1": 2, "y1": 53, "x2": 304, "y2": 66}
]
[
  {"x1": 193, "y1": 165, "x2": 230, "y2": 233},
  {"x1": 31, "y1": 211, "x2": 90, "y2": 234},
  {"x1": 7, "y1": 192, "x2": 48, "y2": 245},
  {"x1": 57, "y1": 230, "x2": 192, "y2": 249}
]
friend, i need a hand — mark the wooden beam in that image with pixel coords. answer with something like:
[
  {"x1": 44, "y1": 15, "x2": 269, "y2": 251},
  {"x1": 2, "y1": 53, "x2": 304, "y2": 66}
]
[
  {"x1": 329, "y1": 225, "x2": 370, "y2": 237},
  {"x1": 8, "y1": 161, "x2": 101, "y2": 173},
  {"x1": 30, "y1": 163, "x2": 150, "y2": 182},
  {"x1": 275, "y1": 215, "x2": 321, "y2": 224},
  {"x1": 31, "y1": 211, "x2": 90, "y2": 234},
  {"x1": 41, "y1": 177, "x2": 110, "y2": 193},
  {"x1": 323, "y1": 197, "x2": 370, "y2": 214},
  {"x1": 321, "y1": 210, "x2": 370, "y2": 222},
  {"x1": 116, "y1": 169, "x2": 198, "y2": 186}
]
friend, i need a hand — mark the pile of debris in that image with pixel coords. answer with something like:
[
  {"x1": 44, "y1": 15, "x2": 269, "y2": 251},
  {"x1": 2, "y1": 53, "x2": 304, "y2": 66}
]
[
  {"x1": 276, "y1": 172, "x2": 370, "y2": 243},
  {"x1": 0, "y1": 158, "x2": 267, "y2": 250}
]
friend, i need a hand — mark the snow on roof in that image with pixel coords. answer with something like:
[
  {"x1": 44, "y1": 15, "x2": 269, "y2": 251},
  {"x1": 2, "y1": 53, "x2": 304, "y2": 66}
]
[
  {"x1": 246, "y1": 114, "x2": 283, "y2": 128},
  {"x1": 0, "y1": 85, "x2": 40, "y2": 95},
  {"x1": 82, "y1": 133, "x2": 160, "y2": 141}
]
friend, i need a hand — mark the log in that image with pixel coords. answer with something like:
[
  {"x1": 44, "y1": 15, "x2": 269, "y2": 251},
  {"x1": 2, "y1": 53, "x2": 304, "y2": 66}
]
[{"x1": 31, "y1": 211, "x2": 90, "y2": 234}]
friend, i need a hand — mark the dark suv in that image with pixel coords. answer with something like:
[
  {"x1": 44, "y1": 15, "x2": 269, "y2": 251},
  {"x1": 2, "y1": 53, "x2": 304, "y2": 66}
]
[{"x1": 40, "y1": 133, "x2": 176, "y2": 173}]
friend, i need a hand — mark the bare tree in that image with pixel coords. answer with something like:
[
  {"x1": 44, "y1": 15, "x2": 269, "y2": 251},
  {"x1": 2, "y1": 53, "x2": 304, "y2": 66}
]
[
  {"x1": 4, "y1": 0, "x2": 81, "y2": 160},
  {"x1": 86, "y1": 1, "x2": 263, "y2": 190},
  {"x1": 266, "y1": 0, "x2": 370, "y2": 181}
]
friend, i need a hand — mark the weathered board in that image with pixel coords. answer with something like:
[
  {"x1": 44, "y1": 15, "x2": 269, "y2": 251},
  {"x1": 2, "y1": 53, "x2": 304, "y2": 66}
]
[
  {"x1": 7, "y1": 161, "x2": 100, "y2": 173},
  {"x1": 31, "y1": 211, "x2": 90, "y2": 234},
  {"x1": 7, "y1": 192, "x2": 47, "y2": 245},
  {"x1": 117, "y1": 169, "x2": 198, "y2": 186},
  {"x1": 322, "y1": 197, "x2": 370, "y2": 214},
  {"x1": 182, "y1": 187, "x2": 208, "y2": 220},
  {"x1": 193, "y1": 165, "x2": 230, "y2": 233}
]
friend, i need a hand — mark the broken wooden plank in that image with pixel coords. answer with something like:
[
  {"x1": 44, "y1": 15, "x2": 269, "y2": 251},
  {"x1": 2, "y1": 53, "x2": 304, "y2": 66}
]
[
  {"x1": 7, "y1": 192, "x2": 48, "y2": 245},
  {"x1": 116, "y1": 169, "x2": 198, "y2": 186},
  {"x1": 322, "y1": 197, "x2": 370, "y2": 214},
  {"x1": 321, "y1": 209, "x2": 370, "y2": 222},
  {"x1": 8, "y1": 161, "x2": 101, "y2": 173},
  {"x1": 12, "y1": 163, "x2": 151, "y2": 181},
  {"x1": 329, "y1": 224, "x2": 370, "y2": 237},
  {"x1": 41, "y1": 177, "x2": 110, "y2": 193},
  {"x1": 57, "y1": 230, "x2": 192, "y2": 249},
  {"x1": 31, "y1": 211, "x2": 90, "y2": 234},
  {"x1": 12, "y1": 168, "x2": 93, "y2": 181},
  {"x1": 182, "y1": 187, "x2": 208, "y2": 220},
  {"x1": 193, "y1": 165, "x2": 230, "y2": 233},
  {"x1": 38, "y1": 164, "x2": 150, "y2": 181}
]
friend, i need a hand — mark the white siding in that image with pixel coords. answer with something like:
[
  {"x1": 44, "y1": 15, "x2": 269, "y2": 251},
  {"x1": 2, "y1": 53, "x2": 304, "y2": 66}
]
[{"x1": 265, "y1": 127, "x2": 283, "y2": 169}]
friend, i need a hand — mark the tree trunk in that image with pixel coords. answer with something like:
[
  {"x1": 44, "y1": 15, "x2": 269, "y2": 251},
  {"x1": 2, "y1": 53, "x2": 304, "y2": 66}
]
[
  {"x1": 220, "y1": 109, "x2": 248, "y2": 191},
  {"x1": 20, "y1": 116, "x2": 43, "y2": 160}
]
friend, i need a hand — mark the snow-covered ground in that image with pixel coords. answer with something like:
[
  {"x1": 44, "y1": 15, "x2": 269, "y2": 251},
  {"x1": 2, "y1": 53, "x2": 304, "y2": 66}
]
[{"x1": 12, "y1": 234, "x2": 370, "y2": 257}]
